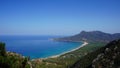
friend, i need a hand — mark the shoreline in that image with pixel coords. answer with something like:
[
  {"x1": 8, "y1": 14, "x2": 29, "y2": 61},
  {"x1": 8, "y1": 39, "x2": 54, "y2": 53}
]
[
  {"x1": 32, "y1": 41, "x2": 88, "y2": 61},
  {"x1": 48, "y1": 41, "x2": 88, "y2": 58}
]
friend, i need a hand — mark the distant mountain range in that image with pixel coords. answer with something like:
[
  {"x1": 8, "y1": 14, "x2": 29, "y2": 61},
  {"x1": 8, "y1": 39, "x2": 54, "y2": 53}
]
[{"x1": 54, "y1": 31, "x2": 120, "y2": 43}]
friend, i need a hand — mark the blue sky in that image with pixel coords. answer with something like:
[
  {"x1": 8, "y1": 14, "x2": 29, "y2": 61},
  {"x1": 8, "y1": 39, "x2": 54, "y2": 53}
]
[{"x1": 0, "y1": 0, "x2": 120, "y2": 35}]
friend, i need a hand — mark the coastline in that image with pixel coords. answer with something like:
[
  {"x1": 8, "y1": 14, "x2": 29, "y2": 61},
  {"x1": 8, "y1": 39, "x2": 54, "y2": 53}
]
[
  {"x1": 32, "y1": 41, "x2": 88, "y2": 61},
  {"x1": 49, "y1": 41, "x2": 88, "y2": 58}
]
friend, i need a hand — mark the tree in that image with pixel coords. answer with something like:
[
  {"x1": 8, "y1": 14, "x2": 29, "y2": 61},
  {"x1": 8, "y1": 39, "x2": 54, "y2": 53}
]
[{"x1": 0, "y1": 42, "x2": 6, "y2": 56}]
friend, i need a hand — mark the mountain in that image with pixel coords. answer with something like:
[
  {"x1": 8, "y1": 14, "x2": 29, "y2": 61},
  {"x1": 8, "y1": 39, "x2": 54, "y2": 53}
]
[
  {"x1": 54, "y1": 31, "x2": 120, "y2": 43},
  {"x1": 70, "y1": 39, "x2": 120, "y2": 68}
]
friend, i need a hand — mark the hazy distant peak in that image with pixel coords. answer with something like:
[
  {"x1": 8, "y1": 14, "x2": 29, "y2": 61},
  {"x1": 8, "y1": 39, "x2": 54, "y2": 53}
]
[
  {"x1": 80, "y1": 31, "x2": 87, "y2": 33},
  {"x1": 55, "y1": 31, "x2": 120, "y2": 43},
  {"x1": 90, "y1": 31, "x2": 103, "y2": 33},
  {"x1": 80, "y1": 31, "x2": 111, "y2": 35},
  {"x1": 81, "y1": 31, "x2": 104, "y2": 34}
]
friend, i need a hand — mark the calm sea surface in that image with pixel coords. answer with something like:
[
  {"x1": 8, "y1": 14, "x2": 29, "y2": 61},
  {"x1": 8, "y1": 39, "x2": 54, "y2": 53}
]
[{"x1": 0, "y1": 36, "x2": 82, "y2": 59}]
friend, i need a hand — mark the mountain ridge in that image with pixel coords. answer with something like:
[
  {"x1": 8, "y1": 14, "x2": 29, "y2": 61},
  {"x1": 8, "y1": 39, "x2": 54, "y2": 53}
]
[{"x1": 54, "y1": 31, "x2": 120, "y2": 43}]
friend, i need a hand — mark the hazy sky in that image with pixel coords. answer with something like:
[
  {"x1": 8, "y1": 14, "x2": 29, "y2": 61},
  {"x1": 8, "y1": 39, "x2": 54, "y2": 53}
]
[{"x1": 0, "y1": 0, "x2": 120, "y2": 35}]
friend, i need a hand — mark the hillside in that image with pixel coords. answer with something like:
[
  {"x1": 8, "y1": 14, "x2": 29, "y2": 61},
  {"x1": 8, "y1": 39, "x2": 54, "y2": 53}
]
[
  {"x1": 70, "y1": 39, "x2": 120, "y2": 68},
  {"x1": 54, "y1": 31, "x2": 120, "y2": 43},
  {"x1": 0, "y1": 42, "x2": 31, "y2": 68}
]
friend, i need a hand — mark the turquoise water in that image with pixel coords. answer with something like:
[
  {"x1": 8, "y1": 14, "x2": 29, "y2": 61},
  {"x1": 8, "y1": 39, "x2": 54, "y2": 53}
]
[{"x1": 0, "y1": 36, "x2": 83, "y2": 59}]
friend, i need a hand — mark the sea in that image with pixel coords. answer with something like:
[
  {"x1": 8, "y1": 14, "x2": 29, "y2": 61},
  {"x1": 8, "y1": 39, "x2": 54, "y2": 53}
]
[{"x1": 0, "y1": 35, "x2": 83, "y2": 59}]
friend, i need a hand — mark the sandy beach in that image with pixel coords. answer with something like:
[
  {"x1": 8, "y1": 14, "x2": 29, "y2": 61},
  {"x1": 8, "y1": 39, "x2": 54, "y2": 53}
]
[
  {"x1": 32, "y1": 41, "x2": 88, "y2": 61},
  {"x1": 49, "y1": 41, "x2": 88, "y2": 58}
]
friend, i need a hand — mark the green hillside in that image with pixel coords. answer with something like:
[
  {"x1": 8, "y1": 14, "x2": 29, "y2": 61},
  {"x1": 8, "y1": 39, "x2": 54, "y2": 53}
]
[
  {"x1": 71, "y1": 39, "x2": 120, "y2": 68},
  {"x1": 0, "y1": 42, "x2": 30, "y2": 68}
]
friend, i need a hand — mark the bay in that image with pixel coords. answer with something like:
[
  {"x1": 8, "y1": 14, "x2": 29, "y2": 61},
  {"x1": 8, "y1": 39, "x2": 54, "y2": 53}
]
[{"x1": 0, "y1": 35, "x2": 82, "y2": 59}]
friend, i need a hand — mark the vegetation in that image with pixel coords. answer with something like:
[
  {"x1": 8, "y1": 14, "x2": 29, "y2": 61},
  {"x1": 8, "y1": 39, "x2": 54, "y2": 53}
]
[
  {"x1": 31, "y1": 42, "x2": 105, "y2": 68},
  {"x1": 54, "y1": 31, "x2": 120, "y2": 43},
  {"x1": 71, "y1": 39, "x2": 120, "y2": 68},
  {"x1": 1, "y1": 31, "x2": 120, "y2": 68},
  {"x1": 0, "y1": 42, "x2": 30, "y2": 68},
  {"x1": 1, "y1": 39, "x2": 119, "y2": 68},
  {"x1": 0, "y1": 43, "x2": 6, "y2": 56}
]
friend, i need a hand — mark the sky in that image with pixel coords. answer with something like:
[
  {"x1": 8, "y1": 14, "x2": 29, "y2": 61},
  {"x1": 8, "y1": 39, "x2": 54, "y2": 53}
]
[{"x1": 0, "y1": 0, "x2": 120, "y2": 35}]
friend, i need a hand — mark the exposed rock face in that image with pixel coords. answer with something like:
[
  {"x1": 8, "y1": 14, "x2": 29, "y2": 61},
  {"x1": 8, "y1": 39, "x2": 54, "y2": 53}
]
[
  {"x1": 70, "y1": 39, "x2": 120, "y2": 68},
  {"x1": 92, "y1": 39, "x2": 120, "y2": 68}
]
